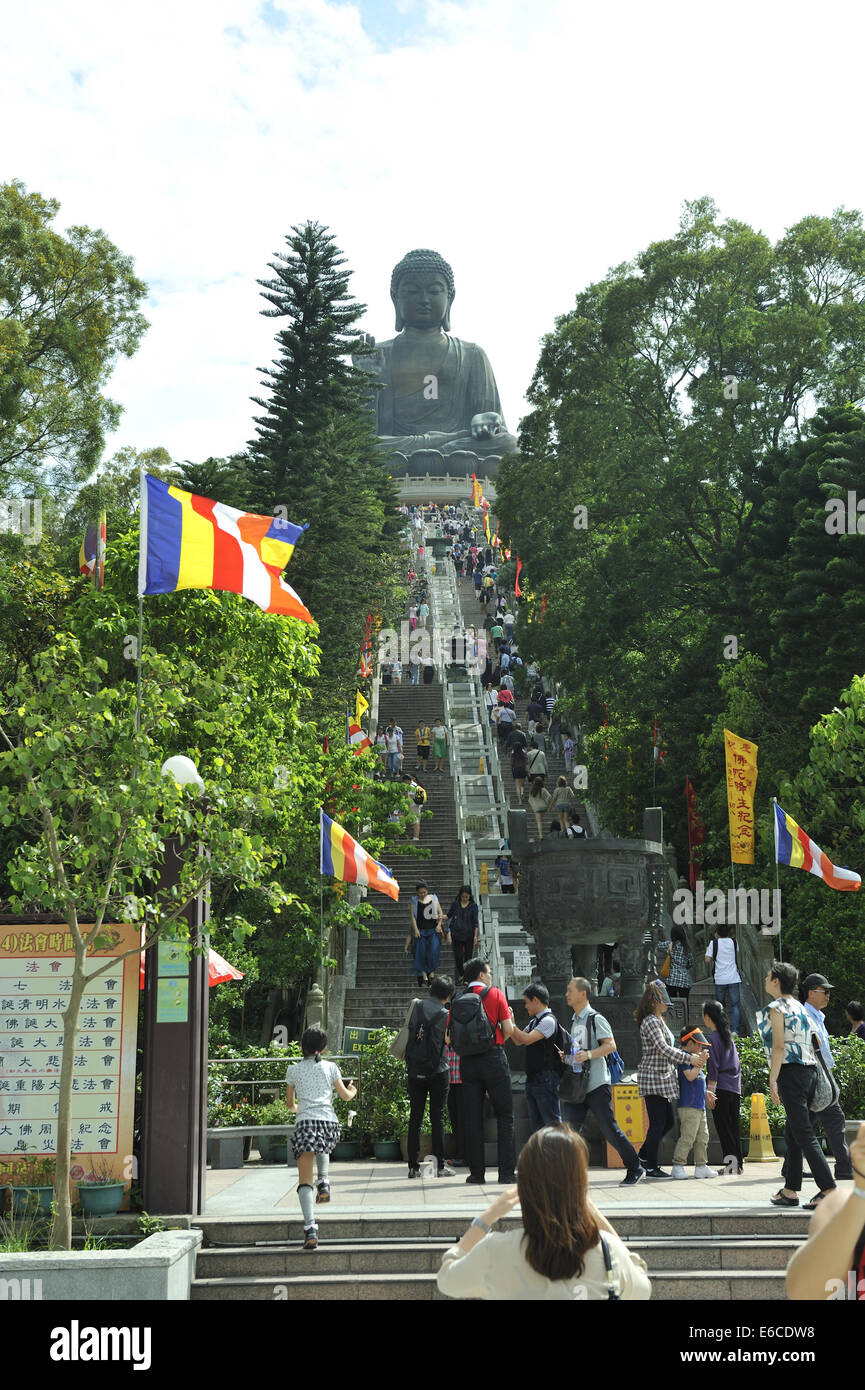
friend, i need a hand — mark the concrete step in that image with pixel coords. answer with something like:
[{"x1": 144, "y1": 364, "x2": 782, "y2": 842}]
[
  {"x1": 194, "y1": 1209, "x2": 811, "y2": 1245},
  {"x1": 190, "y1": 1265, "x2": 788, "y2": 1301},
  {"x1": 191, "y1": 1272, "x2": 448, "y2": 1301},
  {"x1": 194, "y1": 1232, "x2": 802, "y2": 1280}
]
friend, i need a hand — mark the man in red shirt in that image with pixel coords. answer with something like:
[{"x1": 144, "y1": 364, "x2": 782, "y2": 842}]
[{"x1": 453, "y1": 958, "x2": 516, "y2": 1185}]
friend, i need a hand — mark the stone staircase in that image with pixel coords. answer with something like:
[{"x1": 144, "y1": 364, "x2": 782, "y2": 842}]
[
  {"x1": 190, "y1": 1209, "x2": 807, "y2": 1300},
  {"x1": 343, "y1": 674, "x2": 466, "y2": 1033}
]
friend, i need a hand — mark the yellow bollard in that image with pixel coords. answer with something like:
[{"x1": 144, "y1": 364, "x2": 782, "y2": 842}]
[
  {"x1": 478, "y1": 755, "x2": 485, "y2": 774},
  {"x1": 746, "y1": 1093, "x2": 777, "y2": 1162},
  {"x1": 479, "y1": 862, "x2": 489, "y2": 895}
]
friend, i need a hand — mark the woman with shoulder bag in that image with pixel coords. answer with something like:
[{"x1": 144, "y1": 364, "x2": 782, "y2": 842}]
[
  {"x1": 528, "y1": 777, "x2": 551, "y2": 839},
  {"x1": 635, "y1": 980, "x2": 707, "y2": 1178},
  {"x1": 657, "y1": 924, "x2": 693, "y2": 1006}
]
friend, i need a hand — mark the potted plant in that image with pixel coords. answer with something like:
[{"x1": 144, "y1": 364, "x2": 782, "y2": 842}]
[
  {"x1": 1, "y1": 1154, "x2": 56, "y2": 1217},
  {"x1": 347, "y1": 1029, "x2": 410, "y2": 1160},
  {"x1": 75, "y1": 1158, "x2": 127, "y2": 1217},
  {"x1": 256, "y1": 1101, "x2": 292, "y2": 1163}
]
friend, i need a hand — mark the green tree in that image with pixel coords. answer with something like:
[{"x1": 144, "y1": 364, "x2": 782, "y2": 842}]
[
  {"x1": 0, "y1": 634, "x2": 296, "y2": 1249},
  {"x1": 497, "y1": 199, "x2": 865, "y2": 872},
  {"x1": 0, "y1": 182, "x2": 148, "y2": 491},
  {"x1": 238, "y1": 220, "x2": 404, "y2": 700}
]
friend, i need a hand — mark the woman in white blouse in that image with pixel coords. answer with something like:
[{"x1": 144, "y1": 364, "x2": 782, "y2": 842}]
[{"x1": 436, "y1": 1126, "x2": 651, "y2": 1301}]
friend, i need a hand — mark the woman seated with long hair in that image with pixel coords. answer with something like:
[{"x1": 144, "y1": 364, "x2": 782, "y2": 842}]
[{"x1": 436, "y1": 1125, "x2": 651, "y2": 1300}]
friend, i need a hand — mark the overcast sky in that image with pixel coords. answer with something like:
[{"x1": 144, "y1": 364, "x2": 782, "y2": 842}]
[{"x1": 4, "y1": 0, "x2": 865, "y2": 468}]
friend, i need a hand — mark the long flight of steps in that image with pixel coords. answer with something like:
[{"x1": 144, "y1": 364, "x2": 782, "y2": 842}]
[
  {"x1": 342, "y1": 672, "x2": 466, "y2": 1033},
  {"x1": 190, "y1": 1209, "x2": 807, "y2": 1300}
]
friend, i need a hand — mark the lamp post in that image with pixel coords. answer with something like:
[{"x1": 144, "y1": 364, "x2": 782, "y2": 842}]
[{"x1": 140, "y1": 756, "x2": 210, "y2": 1214}]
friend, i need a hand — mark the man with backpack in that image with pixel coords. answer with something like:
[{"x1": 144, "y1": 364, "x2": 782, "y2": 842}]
[
  {"x1": 704, "y1": 927, "x2": 742, "y2": 1033},
  {"x1": 509, "y1": 983, "x2": 570, "y2": 1133},
  {"x1": 560, "y1": 976, "x2": 645, "y2": 1187},
  {"x1": 448, "y1": 958, "x2": 516, "y2": 1185},
  {"x1": 405, "y1": 977, "x2": 457, "y2": 1179}
]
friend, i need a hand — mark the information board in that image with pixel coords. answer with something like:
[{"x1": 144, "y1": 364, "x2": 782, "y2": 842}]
[{"x1": 0, "y1": 923, "x2": 139, "y2": 1184}]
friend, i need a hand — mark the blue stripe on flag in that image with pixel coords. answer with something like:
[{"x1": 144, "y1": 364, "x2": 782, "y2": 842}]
[
  {"x1": 320, "y1": 810, "x2": 334, "y2": 877},
  {"x1": 775, "y1": 802, "x2": 793, "y2": 866},
  {"x1": 265, "y1": 517, "x2": 308, "y2": 545},
  {"x1": 143, "y1": 476, "x2": 182, "y2": 594}
]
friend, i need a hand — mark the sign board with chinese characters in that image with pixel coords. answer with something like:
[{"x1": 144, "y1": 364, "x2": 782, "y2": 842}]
[
  {"x1": 342, "y1": 1026, "x2": 376, "y2": 1055},
  {"x1": 0, "y1": 923, "x2": 139, "y2": 1184},
  {"x1": 512, "y1": 948, "x2": 532, "y2": 979},
  {"x1": 605, "y1": 1083, "x2": 648, "y2": 1168}
]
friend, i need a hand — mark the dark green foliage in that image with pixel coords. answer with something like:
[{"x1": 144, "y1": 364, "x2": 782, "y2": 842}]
[{"x1": 496, "y1": 200, "x2": 865, "y2": 991}]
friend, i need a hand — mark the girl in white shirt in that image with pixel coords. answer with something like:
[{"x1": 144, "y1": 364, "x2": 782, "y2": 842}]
[
  {"x1": 285, "y1": 1028, "x2": 357, "y2": 1250},
  {"x1": 437, "y1": 1126, "x2": 650, "y2": 1301}
]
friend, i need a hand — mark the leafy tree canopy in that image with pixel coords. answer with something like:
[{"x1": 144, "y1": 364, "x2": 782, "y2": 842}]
[{"x1": 0, "y1": 181, "x2": 148, "y2": 492}]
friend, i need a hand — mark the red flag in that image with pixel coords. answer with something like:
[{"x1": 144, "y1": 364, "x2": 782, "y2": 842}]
[
  {"x1": 685, "y1": 776, "x2": 706, "y2": 890},
  {"x1": 515, "y1": 556, "x2": 523, "y2": 598}
]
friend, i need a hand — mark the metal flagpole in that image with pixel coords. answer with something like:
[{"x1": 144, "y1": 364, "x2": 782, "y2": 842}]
[
  {"x1": 135, "y1": 593, "x2": 144, "y2": 734},
  {"x1": 772, "y1": 797, "x2": 782, "y2": 956}
]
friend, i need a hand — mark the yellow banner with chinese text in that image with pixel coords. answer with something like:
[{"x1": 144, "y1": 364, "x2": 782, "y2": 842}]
[{"x1": 724, "y1": 728, "x2": 758, "y2": 864}]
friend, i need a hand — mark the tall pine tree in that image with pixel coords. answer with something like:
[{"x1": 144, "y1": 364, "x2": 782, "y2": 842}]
[{"x1": 240, "y1": 221, "x2": 403, "y2": 701}]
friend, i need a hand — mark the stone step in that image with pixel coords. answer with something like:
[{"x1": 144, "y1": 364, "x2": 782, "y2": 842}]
[
  {"x1": 191, "y1": 1272, "x2": 448, "y2": 1301},
  {"x1": 194, "y1": 1210, "x2": 811, "y2": 1245},
  {"x1": 190, "y1": 1267, "x2": 788, "y2": 1301},
  {"x1": 193, "y1": 1233, "x2": 803, "y2": 1280}
]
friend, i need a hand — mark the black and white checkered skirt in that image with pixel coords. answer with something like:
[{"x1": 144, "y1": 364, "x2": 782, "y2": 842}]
[{"x1": 291, "y1": 1119, "x2": 341, "y2": 1157}]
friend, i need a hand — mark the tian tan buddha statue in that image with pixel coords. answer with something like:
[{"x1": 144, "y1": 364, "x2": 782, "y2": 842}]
[{"x1": 353, "y1": 248, "x2": 518, "y2": 478}]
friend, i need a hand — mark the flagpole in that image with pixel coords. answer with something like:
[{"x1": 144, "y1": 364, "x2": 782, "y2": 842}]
[
  {"x1": 772, "y1": 797, "x2": 782, "y2": 956},
  {"x1": 135, "y1": 594, "x2": 144, "y2": 735}
]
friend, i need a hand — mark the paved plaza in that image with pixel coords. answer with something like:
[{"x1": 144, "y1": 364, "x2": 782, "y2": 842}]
[{"x1": 205, "y1": 1156, "x2": 850, "y2": 1219}]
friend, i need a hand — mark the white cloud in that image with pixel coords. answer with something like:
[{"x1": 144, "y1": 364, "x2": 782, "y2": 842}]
[{"x1": 2, "y1": 0, "x2": 864, "y2": 466}]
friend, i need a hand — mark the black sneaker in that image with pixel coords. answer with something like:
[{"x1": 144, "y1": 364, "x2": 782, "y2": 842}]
[
  {"x1": 302, "y1": 1227, "x2": 318, "y2": 1250},
  {"x1": 465, "y1": 1175, "x2": 485, "y2": 1184},
  {"x1": 620, "y1": 1165, "x2": 645, "y2": 1186},
  {"x1": 315, "y1": 1181, "x2": 330, "y2": 1203},
  {"x1": 644, "y1": 1167, "x2": 672, "y2": 1179},
  {"x1": 408, "y1": 1167, "x2": 420, "y2": 1179}
]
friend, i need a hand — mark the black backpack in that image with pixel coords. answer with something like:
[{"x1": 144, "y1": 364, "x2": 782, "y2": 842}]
[
  {"x1": 708, "y1": 936, "x2": 738, "y2": 979},
  {"x1": 404, "y1": 999, "x2": 447, "y2": 1077},
  {"x1": 449, "y1": 986, "x2": 496, "y2": 1056}
]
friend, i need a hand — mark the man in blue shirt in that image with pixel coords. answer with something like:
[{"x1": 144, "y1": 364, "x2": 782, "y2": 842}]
[
  {"x1": 559, "y1": 977, "x2": 644, "y2": 1187},
  {"x1": 799, "y1": 973, "x2": 852, "y2": 1196}
]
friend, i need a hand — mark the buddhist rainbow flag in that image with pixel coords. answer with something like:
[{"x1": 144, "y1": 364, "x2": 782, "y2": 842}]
[
  {"x1": 138, "y1": 474, "x2": 313, "y2": 621},
  {"x1": 773, "y1": 801, "x2": 861, "y2": 891},
  {"x1": 320, "y1": 811, "x2": 398, "y2": 900},
  {"x1": 79, "y1": 511, "x2": 106, "y2": 590}
]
